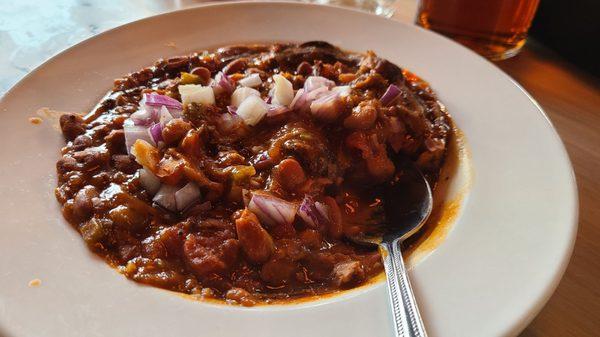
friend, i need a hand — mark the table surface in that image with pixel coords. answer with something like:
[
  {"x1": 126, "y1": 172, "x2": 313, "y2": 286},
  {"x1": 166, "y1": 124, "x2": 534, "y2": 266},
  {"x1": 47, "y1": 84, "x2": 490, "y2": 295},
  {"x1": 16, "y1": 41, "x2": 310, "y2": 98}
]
[{"x1": 1, "y1": 1, "x2": 598, "y2": 336}]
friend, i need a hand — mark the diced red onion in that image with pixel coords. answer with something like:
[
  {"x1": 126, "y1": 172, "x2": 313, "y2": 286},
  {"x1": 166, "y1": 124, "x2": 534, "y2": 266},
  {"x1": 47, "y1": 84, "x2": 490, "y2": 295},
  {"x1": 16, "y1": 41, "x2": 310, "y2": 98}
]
[
  {"x1": 380, "y1": 84, "x2": 401, "y2": 106},
  {"x1": 291, "y1": 86, "x2": 336, "y2": 114},
  {"x1": 124, "y1": 122, "x2": 155, "y2": 154},
  {"x1": 304, "y1": 76, "x2": 335, "y2": 92},
  {"x1": 298, "y1": 195, "x2": 330, "y2": 229},
  {"x1": 290, "y1": 89, "x2": 309, "y2": 112},
  {"x1": 130, "y1": 108, "x2": 155, "y2": 126},
  {"x1": 248, "y1": 192, "x2": 298, "y2": 227},
  {"x1": 309, "y1": 91, "x2": 344, "y2": 121},
  {"x1": 138, "y1": 168, "x2": 161, "y2": 195},
  {"x1": 314, "y1": 201, "x2": 331, "y2": 221},
  {"x1": 138, "y1": 94, "x2": 181, "y2": 119},
  {"x1": 213, "y1": 72, "x2": 235, "y2": 94},
  {"x1": 267, "y1": 104, "x2": 291, "y2": 117},
  {"x1": 149, "y1": 123, "x2": 163, "y2": 144},
  {"x1": 152, "y1": 184, "x2": 179, "y2": 212},
  {"x1": 305, "y1": 86, "x2": 330, "y2": 101},
  {"x1": 175, "y1": 182, "x2": 201, "y2": 211},
  {"x1": 158, "y1": 106, "x2": 173, "y2": 126},
  {"x1": 290, "y1": 89, "x2": 304, "y2": 107},
  {"x1": 143, "y1": 93, "x2": 183, "y2": 110},
  {"x1": 238, "y1": 73, "x2": 262, "y2": 88},
  {"x1": 167, "y1": 108, "x2": 182, "y2": 118},
  {"x1": 227, "y1": 106, "x2": 237, "y2": 115}
]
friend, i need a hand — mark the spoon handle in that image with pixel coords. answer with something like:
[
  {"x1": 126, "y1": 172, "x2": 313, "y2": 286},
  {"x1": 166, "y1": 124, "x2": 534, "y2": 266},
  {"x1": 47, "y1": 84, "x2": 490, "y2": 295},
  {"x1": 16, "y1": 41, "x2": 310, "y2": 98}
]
[{"x1": 381, "y1": 240, "x2": 428, "y2": 337}]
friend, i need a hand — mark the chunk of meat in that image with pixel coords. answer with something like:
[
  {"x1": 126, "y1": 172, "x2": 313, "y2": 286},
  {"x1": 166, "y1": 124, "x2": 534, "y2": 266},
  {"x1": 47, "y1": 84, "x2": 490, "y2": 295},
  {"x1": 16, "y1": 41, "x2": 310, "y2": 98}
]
[
  {"x1": 183, "y1": 233, "x2": 239, "y2": 277},
  {"x1": 365, "y1": 142, "x2": 395, "y2": 183},
  {"x1": 112, "y1": 154, "x2": 138, "y2": 174},
  {"x1": 346, "y1": 132, "x2": 395, "y2": 183},
  {"x1": 162, "y1": 118, "x2": 192, "y2": 146},
  {"x1": 143, "y1": 225, "x2": 186, "y2": 259},
  {"x1": 260, "y1": 258, "x2": 298, "y2": 286},
  {"x1": 343, "y1": 100, "x2": 378, "y2": 130},
  {"x1": 235, "y1": 209, "x2": 274, "y2": 264},
  {"x1": 131, "y1": 139, "x2": 160, "y2": 172},
  {"x1": 374, "y1": 59, "x2": 403, "y2": 82},
  {"x1": 298, "y1": 229, "x2": 323, "y2": 250},
  {"x1": 353, "y1": 73, "x2": 387, "y2": 90},
  {"x1": 267, "y1": 123, "x2": 335, "y2": 178},
  {"x1": 156, "y1": 155, "x2": 185, "y2": 185},
  {"x1": 59, "y1": 114, "x2": 86, "y2": 141},
  {"x1": 104, "y1": 129, "x2": 126, "y2": 154},
  {"x1": 179, "y1": 129, "x2": 205, "y2": 158},
  {"x1": 275, "y1": 41, "x2": 354, "y2": 71},
  {"x1": 303, "y1": 253, "x2": 335, "y2": 281},
  {"x1": 332, "y1": 260, "x2": 365, "y2": 288}
]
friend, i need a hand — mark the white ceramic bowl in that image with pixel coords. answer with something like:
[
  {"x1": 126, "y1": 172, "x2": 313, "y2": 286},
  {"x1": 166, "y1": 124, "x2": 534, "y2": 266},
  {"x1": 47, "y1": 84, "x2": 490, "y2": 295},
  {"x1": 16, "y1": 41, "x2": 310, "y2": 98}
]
[{"x1": 0, "y1": 3, "x2": 577, "y2": 337}]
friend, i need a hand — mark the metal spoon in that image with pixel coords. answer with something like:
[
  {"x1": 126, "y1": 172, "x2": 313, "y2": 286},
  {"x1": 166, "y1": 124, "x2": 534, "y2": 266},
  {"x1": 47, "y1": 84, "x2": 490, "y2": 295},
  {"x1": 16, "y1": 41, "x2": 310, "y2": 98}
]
[{"x1": 350, "y1": 161, "x2": 432, "y2": 337}]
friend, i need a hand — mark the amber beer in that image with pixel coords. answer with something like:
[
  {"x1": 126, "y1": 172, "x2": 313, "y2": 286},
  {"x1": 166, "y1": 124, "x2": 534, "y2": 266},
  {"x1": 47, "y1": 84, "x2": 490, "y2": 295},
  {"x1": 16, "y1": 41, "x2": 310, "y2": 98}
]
[{"x1": 416, "y1": 0, "x2": 540, "y2": 60}]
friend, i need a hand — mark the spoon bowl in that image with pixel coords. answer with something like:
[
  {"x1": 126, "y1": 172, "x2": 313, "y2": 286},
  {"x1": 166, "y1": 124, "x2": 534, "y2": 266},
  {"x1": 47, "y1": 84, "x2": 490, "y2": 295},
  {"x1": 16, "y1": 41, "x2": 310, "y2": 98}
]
[{"x1": 350, "y1": 161, "x2": 433, "y2": 245}]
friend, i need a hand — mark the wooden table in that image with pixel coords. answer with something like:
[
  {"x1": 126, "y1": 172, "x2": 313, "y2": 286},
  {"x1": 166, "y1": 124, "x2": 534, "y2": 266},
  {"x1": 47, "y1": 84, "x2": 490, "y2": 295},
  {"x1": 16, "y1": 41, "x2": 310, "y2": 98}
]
[
  {"x1": 496, "y1": 41, "x2": 600, "y2": 337},
  {"x1": 0, "y1": 1, "x2": 598, "y2": 336}
]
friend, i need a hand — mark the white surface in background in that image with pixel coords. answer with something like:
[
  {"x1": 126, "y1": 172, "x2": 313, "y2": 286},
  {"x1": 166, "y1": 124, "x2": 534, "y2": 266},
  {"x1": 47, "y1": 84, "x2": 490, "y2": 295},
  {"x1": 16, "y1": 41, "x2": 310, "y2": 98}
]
[{"x1": 0, "y1": 0, "x2": 418, "y2": 94}]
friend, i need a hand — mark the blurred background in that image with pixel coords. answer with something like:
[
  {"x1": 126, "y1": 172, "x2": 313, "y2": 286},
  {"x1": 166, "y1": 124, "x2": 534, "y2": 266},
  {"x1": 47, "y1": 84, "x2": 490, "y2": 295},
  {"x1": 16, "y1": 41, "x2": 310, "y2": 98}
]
[
  {"x1": 0, "y1": 0, "x2": 598, "y2": 93},
  {"x1": 0, "y1": 1, "x2": 598, "y2": 336}
]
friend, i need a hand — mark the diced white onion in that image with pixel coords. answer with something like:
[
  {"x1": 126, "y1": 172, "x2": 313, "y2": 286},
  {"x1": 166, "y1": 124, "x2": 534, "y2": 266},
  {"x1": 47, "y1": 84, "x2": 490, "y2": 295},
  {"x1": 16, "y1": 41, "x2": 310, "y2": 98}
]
[
  {"x1": 238, "y1": 73, "x2": 262, "y2": 88},
  {"x1": 123, "y1": 120, "x2": 155, "y2": 154},
  {"x1": 271, "y1": 74, "x2": 294, "y2": 106},
  {"x1": 152, "y1": 184, "x2": 179, "y2": 211},
  {"x1": 179, "y1": 84, "x2": 215, "y2": 106},
  {"x1": 304, "y1": 76, "x2": 335, "y2": 92},
  {"x1": 231, "y1": 87, "x2": 260, "y2": 107},
  {"x1": 332, "y1": 85, "x2": 351, "y2": 96},
  {"x1": 175, "y1": 182, "x2": 201, "y2": 211},
  {"x1": 158, "y1": 106, "x2": 173, "y2": 126},
  {"x1": 130, "y1": 108, "x2": 154, "y2": 126},
  {"x1": 236, "y1": 95, "x2": 268, "y2": 126},
  {"x1": 138, "y1": 168, "x2": 161, "y2": 195}
]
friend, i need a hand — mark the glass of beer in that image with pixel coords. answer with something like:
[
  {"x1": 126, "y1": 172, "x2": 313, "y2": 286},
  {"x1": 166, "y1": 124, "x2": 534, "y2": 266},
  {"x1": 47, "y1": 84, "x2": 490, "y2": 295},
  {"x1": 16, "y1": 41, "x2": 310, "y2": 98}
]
[{"x1": 416, "y1": 0, "x2": 540, "y2": 60}]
